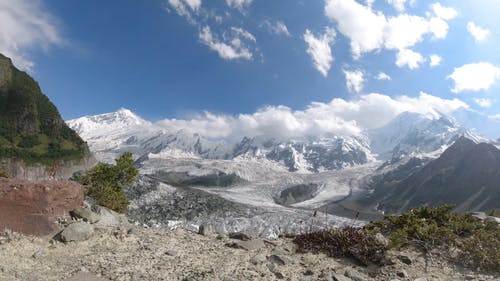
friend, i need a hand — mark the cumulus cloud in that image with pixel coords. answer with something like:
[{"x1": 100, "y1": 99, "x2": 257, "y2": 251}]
[
  {"x1": 376, "y1": 72, "x2": 391, "y2": 81},
  {"x1": 343, "y1": 69, "x2": 364, "y2": 93},
  {"x1": 168, "y1": 0, "x2": 202, "y2": 23},
  {"x1": 324, "y1": 0, "x2": 454, "y2": 60},
  {"x1": 199, "y1": 26, "x2": 255, "y2": 60},
  {"x1": 262, "y1": 20, "x2": 290, "y2": 36},
  {"x1": 226, "y1": 0, "x2": 253, "y2": 11},
  {"x1": 430, "y1": 2, "x2": 458, "y2": 21},
  {"x1": 474, "y1": 98, "x2": 495, "y2": 108},
  {"x1": 429, "y1": 54, "x2": 442, "y2": 67},
  {"x1": 303, "y1": 27, "x2": 336, "y2": 77},
  {"x1": 155, "y1": 92, "x2": 469, "y2": 140},
  {"x1": 0, "y1": 0, "x2": 62, "y2": 71},
  {"x1": 387, "y1": 0, "x2": 409, "y2": 12},
  {"x1": 448, "y1": 62, "x2": 500, "y2": 93},
  {"x1": 396, "y1": 49, "x2": 425, "y2": 69},
  {"x1": 466, "y1": 22, "x2": 490, "y2": 42}
]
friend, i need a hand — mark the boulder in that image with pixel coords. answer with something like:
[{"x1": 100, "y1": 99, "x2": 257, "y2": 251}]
[
  {"x1": 71, "y1": 207, "x2": 100, "y2": 224},
  {"x1": 228, "y1": 232, "x2": 251, "y2": 241},
  {"x1": 226, "y1": 239, "x2": 265, "y2": 251},
  {"x1": 94, "y1": 206, "x2": 127, "y2": 227},
  {"x1": 198, "y1": 224, "x2": 214, "y2": 236},
  {"x1": 60, "y1": 222, "x2": 94, "y2": 242},
  {"x1": 0, "y1": 178, "x2": 83, "y2": 236}
]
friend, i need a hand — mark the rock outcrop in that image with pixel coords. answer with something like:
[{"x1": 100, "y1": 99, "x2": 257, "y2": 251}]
[{"x1": 0, "y1": 178, "x2": 83, "y2": 236}]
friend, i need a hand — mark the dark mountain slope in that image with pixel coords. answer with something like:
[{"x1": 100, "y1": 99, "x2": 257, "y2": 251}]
[
  {"x1": 0, "y1": 54, "x2": 88, "y2": 164},
  {"x1": 375, "y1": 137, "x2": 500, "y2": 213}
]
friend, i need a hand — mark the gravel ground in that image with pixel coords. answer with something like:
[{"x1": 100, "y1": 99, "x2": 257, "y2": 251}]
[{"x1": 0, "y1": 225, "x2": 499, "y2": 281}]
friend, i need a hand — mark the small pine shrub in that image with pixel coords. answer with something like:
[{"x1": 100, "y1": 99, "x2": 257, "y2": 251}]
[{"x1": 77, "y1": 152, "x2": 138, "y2": 213}]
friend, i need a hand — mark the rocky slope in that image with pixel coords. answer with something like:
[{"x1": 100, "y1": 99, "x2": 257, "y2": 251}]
[{"x1": 0, "y1": 224, "x2": 498, "y2": 281}]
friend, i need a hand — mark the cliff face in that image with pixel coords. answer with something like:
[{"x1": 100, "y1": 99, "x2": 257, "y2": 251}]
[{"x1": 0, "y1": 54, "x2": 91, "y2": 178}]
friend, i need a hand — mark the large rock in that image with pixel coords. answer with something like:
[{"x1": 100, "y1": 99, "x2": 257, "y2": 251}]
[
  {"x1": 94, "y1": 206, "x2": 128, "y2": 227},
  {"x1": 71, "y1": 207, "x2": 100, "y2": 224},
  {"x1": 0, "y1": 178, "x2": 83, "y2": 236},
  {"x1": 60, "y1": 222, "x2": 94, "y2": 242}
]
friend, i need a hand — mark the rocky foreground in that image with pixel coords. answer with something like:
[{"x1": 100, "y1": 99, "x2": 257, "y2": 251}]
[{"x1": 1, "y1": 220, "x2": 499, "y2": 281}]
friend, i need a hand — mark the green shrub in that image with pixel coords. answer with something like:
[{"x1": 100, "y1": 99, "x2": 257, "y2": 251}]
[
  {"x1": 0, "y1": 167, "x2": 9, "y2": 178},
  {"x1": 365, "y1": 205, "x2": 500, "y2": 272},
  {"x1": 77, "y1": 152, "x2": 138, "y2": 213}
]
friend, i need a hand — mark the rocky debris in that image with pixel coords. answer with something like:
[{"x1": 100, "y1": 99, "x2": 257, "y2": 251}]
[
  {"x1": 269, "y1": 254, "x2": 291, "y2": 266},
  {"x1": 398, "y1": 254, "x2": 413, "y2": 265},
  {"x1": 93, "y1": 206, "x2": 127, "y2": 227},
  {"x1": 0, "y1": 178, "x2": 83, "y2": 236},
  {"x1": 64, "y1": 272, "x2": 107, "y2": 281},
  {"x1": 226, "y1": 239, "x2": 266, "y2": 251},
  {"x1": 228, "y1": 231, "x2": 252, "y2": 241},
  {"x1": 60, "y1": 222, "x2": 95, "y2": 242},
  {"x1": 332, "y1": 273, "x2": 352, "y2": 281},
  {"x1": 396, "y1": 270, "x2": 409, "y2": 278},
  {"x1": 251, "y1": 254, "x2": 267, "y2": 265},
  {"x1": 198, "y1": 223, "x2": 214, "y2": 236},
  {"x1": 0, "y1": 227, "x2": 496, "y2": 281},
  {"x1": 71, "y1": 208, "x2": 100, "y2": 224},
  {"x1": 345, "y1": 269, "x2": 367, "y2": 281}
]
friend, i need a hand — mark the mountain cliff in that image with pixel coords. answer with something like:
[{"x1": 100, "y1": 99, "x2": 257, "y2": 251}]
[
  {"x1": 0, "y1": 54, "x2": 89, "y2": 166},
  {"x1": 372, "y1": 137, "x2": 500, "y2": 213}
]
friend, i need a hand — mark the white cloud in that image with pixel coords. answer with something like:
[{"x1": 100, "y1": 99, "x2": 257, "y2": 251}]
[
  {"x1": 474, "y1": 98, "x2": 495, "y2": 108},
  {"x1": 0, "y1": 0, "x2": 62, "y2": 71},
  {"x1": 376, "y1": 72, "x2": 392, "y2": 81},
  {"x1": 168, "y1": 0, "x2": 201, "y2": 22},
  {"x1": 429, "y1": 54, "x2": 442, "y2": 67},
  {"x1": 156, "y1": 92, "x2": 469, "y2": 140},
  {"x1": 324, "y1": 0, "x2": 454, "y2": 60},
  {"x1": 226, "y1": 0, "x2": 253, "y2": 11},
  {"x1": 448, "y1": 62, "x2": 500, "y2": 93},
  {"x1": 199, "y1": 26, "x2": 255, "y2": 60},
  {"x1": 387, "y1": 0, "x2": 409, "y2": 12},
  {"x1": 466, "y1": 22, "x2": 490, "y2": 42},
  {"x1": 262, "y1": 20, "x2": 290, "y2": 36},
  {"x1": 396, "y1": 49, "x2": 425, "y2": 69},
  {"x1": 430, "y1": 2, "x2": 458, "y2": 20},
  {"x1": 343, "y1": 69, "x2": 364, "y2": 93},
  {"x1": 303, "y1": 27, "x2": 336, "y2": 77}
]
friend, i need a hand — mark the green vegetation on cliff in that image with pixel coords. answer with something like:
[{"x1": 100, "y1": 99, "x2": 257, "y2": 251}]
[
  {"x1": 76, "y1": 152, "x2": 138, "y2": 213},
  {"x1": 0, "y1": 54, "x2": 88, "y2": 164}
]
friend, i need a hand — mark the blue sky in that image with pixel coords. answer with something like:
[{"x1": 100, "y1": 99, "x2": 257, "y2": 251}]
[{"x1": 0, "y1": 0, "x2": 499, "y2": 137}]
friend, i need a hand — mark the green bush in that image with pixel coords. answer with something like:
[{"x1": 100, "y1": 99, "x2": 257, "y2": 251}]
[
  {"x1": 78, "y1": 152, "x2": 138, "y2": 213},
  {"x1": 364, "y1": 205, "x2": 500, "y2": 272},
  {"x1": 0, "y1": 167, "x2": 9, "y2": 178}
]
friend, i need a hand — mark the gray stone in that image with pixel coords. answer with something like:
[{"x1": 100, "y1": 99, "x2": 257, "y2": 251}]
[
  {"x1": 198, "y1": 224, "x2": 214, "y2": 236},
  {"x1": 60, "y1": 222, "x2": 94, "y2": 242},
  {"x1": 94, "y1": 206, "x2": 126, "y2": 227},
  {"x1": 228, "y1": 232, "x2": 251, "y2": 241},
  {"x1": 165, "y1": 249, "x2": 178, "y2": 256},
  {"x1": 398, "y1": 254, "x2": 413, "y2": 265},
  {"x1": 397, "y1": 270, "x2": 409, "y2": 278},
  {"x1": 344, "y1": 269, "x2": 366, "y2": 281},
  {"x1": 250, "y1": 254, "x2": 267, "y2": 265},
  {"x1": 332, "y1": 274, "x2": 351, "y2": 281},
  {"x1": 268, "y1": 254, "x2": 291, "y2": 266},
  {"x1": 71, "y1": 208, "x2": 100, "y2": 224},
  {"x1": 374, "y1": 233, "x2": 389, "y2": 248},
  {"x1": 32, "y1": 249, "x2": 46, "y2": 259},
  {"x1": 226, "y1": 239, "x2": 265, "y2": 251}
]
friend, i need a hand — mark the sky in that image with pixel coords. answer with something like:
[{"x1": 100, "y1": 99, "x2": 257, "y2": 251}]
[{"x1": 0, "y1": 0, "x2": 499, "y2": 138}]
